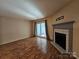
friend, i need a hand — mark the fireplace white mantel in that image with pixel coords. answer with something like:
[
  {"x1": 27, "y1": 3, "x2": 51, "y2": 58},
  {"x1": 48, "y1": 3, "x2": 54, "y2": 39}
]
[{"x1": 54, "y1": 29, "x2": 69, "y2": 53}]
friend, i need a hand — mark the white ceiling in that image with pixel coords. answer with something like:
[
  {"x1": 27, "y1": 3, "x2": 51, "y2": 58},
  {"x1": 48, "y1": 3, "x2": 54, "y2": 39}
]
[{"x1": 0, "y1": 0, "x2": 71, "y2": 20}]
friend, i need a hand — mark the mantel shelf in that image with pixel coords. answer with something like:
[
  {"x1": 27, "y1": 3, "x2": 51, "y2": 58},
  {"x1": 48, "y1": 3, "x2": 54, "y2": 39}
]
[{"x1": 52, "y1": 21, "x2": 75, "y2": 26}]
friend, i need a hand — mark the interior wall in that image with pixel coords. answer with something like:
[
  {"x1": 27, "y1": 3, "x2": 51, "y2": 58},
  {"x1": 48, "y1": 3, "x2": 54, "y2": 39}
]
[
  {"x1": 0, "y1": 19, "x2": 2, "y2": 44},
  {"x1": 0, "y1": 17, "x2": 32, "y2": 45},
  {"x1": 47, "y1": 0, "x2": 79, "y2": 57},
  {"x1": 47, "y1": 17, "x2": 53, "y2": 40}
]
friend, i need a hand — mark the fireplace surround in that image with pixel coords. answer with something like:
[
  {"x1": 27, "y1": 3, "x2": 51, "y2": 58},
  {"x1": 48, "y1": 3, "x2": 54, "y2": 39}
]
[
  {"x1": 54, "y1": 29, "x2": 69, "y2": 53},
  {"x1": 51, "y1": 21, "x2": 75, "y2": 54}
]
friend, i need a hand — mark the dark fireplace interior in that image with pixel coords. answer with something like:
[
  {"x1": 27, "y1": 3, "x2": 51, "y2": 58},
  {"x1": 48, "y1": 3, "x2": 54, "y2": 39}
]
[{"x1": 55, "y1": 32, "x2": 66, "y2": 50}]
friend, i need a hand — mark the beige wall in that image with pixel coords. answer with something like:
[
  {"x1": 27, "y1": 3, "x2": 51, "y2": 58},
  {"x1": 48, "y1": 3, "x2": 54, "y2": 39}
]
[
  {"x1": 47, "y1": 0, "x2": 79, "y2": 57},
  {"x1": 0, "y1": 20, "x2": 2, "y2": 44},
  {"x1": 0, "y1": 17, "x2": 32, "y2": 45},
  {"x1": 47, "y1": 17, "x2": 53, "y2": 40}
]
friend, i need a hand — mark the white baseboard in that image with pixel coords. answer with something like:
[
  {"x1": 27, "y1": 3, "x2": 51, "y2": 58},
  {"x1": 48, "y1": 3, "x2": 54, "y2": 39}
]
[{"x1": 0, "y1": 36, "x2": 32, "y2": 45}]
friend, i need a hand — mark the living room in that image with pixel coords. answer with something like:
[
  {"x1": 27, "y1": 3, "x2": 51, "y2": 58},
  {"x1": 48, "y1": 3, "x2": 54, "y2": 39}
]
[{"x1": 0, "y1": 0, "x2": 79, "y2": 59}]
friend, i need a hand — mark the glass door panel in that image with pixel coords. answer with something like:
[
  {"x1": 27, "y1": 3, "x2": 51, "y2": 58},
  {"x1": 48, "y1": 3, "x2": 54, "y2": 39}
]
[
  {"x1": 36, "y1": 23, "x2": 41, "y2": 36},
  {"x1": 36, "y1": 22, "x2": 46, "y2": 37},
  {"x1": 40, "y1": 23, "x2": 46, "y2": 37}
]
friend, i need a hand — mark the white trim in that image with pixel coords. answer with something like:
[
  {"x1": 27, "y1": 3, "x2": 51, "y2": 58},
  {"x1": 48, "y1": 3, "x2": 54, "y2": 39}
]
[
  {"x1": 73, "y1": 55, "x2": 79, "y2": 59},
  {"x1": 54, "y1": 29, "x2": 69, "y2": 53},
  {"x1": 73, "y1": 52, "x2": 79, "y2": 59},
  {"x1": 51, "y1": 42, "x2": 68, "y2": 54},
  {"x1": 51, "y1": 41, "x2": 79, "y2": 59}
]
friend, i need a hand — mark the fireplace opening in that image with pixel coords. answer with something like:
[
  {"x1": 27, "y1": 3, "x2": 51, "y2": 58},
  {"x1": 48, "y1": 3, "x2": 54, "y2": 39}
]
[{"x1": 55, "y1": 32, "x2": 66, "y2": 50}]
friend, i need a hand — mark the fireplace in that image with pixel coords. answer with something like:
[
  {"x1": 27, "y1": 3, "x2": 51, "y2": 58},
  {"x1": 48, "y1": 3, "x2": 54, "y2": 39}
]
[
  {"x1": 52, "y1": 21, "x2": 75, "y2": 54},
  {"x1": 54, "y1": 29, "x2": 69, "y2": 53}
]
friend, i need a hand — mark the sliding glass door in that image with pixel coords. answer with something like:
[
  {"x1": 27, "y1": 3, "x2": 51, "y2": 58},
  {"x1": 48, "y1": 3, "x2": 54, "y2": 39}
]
[
  {"x1": 36, "y1": 23, "x2": 41, "y2": 36},
  {"x1": 36, "y1": 22, "x2": 46, "y2": 37}
]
